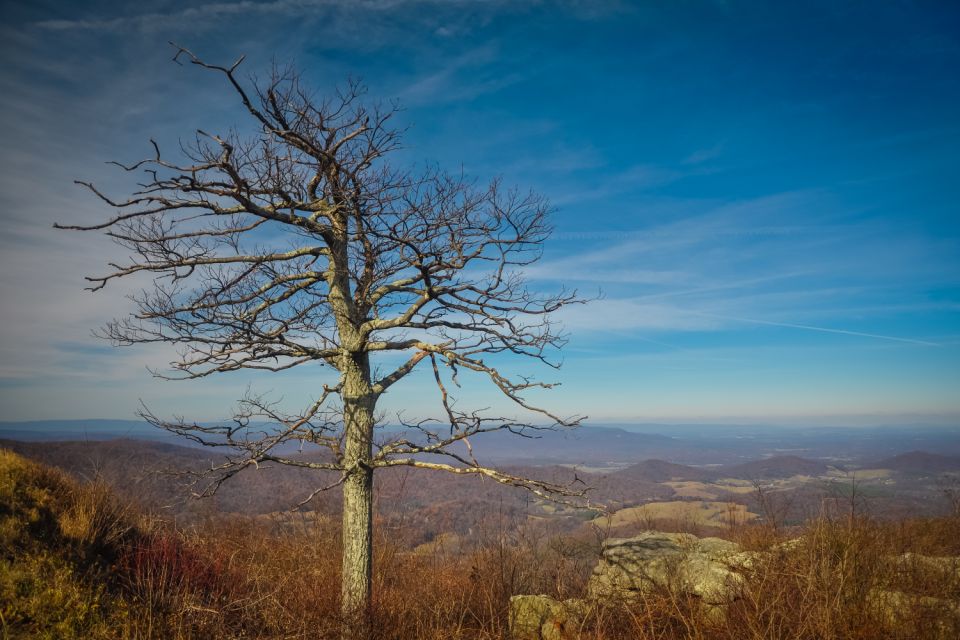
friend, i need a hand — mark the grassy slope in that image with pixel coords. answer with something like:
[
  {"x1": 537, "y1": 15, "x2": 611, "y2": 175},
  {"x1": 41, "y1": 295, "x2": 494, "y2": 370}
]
[{"x1": 0, "y1": 448, "x2": 133, "y2": 639}]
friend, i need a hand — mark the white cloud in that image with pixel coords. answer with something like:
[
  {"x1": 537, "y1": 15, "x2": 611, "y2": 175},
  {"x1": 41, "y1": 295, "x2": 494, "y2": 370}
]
[
  {"x1": 696, "y1": 313, "x2": 942, "y2": 347},
  {"x1": 557, "y1": 299, "x2": 721, "y2": 333},
  {"x1": 396, "y1": 43, "x2": 527, "y2": 106},
  {"x1": 36, "y1": 1, "x2": 389, "y2": 32},
  {"x1": 34, "y1": 0, "x2": 528, "y2": 33}
]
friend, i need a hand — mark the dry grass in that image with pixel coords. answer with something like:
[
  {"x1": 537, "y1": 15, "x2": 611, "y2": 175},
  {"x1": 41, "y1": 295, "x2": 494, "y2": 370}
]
[
  {"x1": 2, "y1": 446, "x2": 959, "y2": 639},
  {"x1": 0, "y1": 448, "x2": 132, "y2": 639}
]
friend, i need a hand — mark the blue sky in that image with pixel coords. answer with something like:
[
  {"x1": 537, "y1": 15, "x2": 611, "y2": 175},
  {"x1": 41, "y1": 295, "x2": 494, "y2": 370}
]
[{"x1": 0, "y1": 0, "x2": 957, "y2": 424}]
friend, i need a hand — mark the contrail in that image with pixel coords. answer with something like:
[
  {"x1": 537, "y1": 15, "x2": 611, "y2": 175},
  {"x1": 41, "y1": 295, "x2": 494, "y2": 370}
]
[{"x1": 699, "y1": 313, "x2": 940, "y2": 347}]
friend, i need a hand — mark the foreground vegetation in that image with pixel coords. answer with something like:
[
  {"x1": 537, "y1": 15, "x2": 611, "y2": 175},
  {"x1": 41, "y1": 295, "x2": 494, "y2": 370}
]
[{"x1": 2, "y1": 447, "x2": 958, "y2": 639}]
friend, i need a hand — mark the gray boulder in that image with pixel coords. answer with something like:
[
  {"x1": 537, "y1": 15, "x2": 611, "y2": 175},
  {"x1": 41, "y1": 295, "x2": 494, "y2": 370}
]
[
  {"x1": 509, "y1": 595, "x2": 588, "y2": 640},
  {"x1": 868, "y1": 588, "x2": 960, "y2": 639},
  {"x1": 888, "y1": 552, "x2": 960, "y2": 579},
  {"x1": 587, "y1": 531, "x2": 753, "y2": 605},
  {"x1": 511, "y1": 531, "x2": 960, "y2": 638}
]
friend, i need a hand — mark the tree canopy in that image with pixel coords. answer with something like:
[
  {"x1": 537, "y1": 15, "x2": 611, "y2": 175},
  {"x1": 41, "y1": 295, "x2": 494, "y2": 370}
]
[{"x1": 58, "y1": 45, "x2": 586, "y2": 629}]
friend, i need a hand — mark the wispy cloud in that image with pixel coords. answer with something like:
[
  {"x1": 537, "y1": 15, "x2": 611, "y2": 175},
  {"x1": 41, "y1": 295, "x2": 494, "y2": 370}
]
[
  {"x1": 549, "y1": 164, "x2": 689, "y2": 206},
  {"x1": 696, "y1": 313, "x2": 942, "y2": 347},
  {"x1": 532, "y1": 187, "x2": 958, "y2": 352},
  {"x1": 535, "y1": 191, "x2": 831, "y2": 284},
  {"x1": 558, "y1": 299, "x2": 722, "y2": 333},
  {"x1": 3, "y1": 0, "x2": 958, "y2": 421},
  {"x1": 682, "y1": 142, "x2": 725, "y2": 165},
  {"x1": 396, "y1": 43, "x2": 525, "y2": 106},
  {"x1": 36, "y1": 1, "x2": 408, "y2": 32},
  {"x1": 33, "y1": 0, "x2": 547, "y2": 33}
]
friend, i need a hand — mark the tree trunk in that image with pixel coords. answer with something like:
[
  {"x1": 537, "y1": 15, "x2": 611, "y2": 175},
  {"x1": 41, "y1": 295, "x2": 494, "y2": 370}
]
[{"x1": 340, "y1": 352, "x2": 375, "y2": 638}]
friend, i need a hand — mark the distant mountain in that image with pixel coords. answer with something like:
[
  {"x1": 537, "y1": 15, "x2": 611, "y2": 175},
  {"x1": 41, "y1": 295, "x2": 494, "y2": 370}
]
[
  {"x1": 612, "y1": 459, "x2": 717, "y2": 483},
  {"x1": 720, "y1": 455, "x2": 830, "y2": 479},
  {"x1": 6, "y1": 420, "x2": 960, "y2": 468},
  {"x1": 0, "y1": 421, "x2": 683, "y2": 463},
  {"x1": 875, "y1": 451, "x2": 960, "y2": 474},
  {"x1": 0, "y1": 419, "x2": 173, "y2": 442},
  {"x1": 440, "y1": 425, "x2": 680, "y2": 465}
]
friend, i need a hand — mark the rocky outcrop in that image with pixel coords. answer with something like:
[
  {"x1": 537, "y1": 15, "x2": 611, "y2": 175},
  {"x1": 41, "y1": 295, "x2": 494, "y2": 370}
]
[
  {"x1": 888, "y1": 552, "x2": 960, "y2": 579},
  {"x1": 509, "y1": 595, "x2": 588, "y2": 640},
  {"x1": 510, "y1": 532, "x2": 758, "y2": 639},
  {"x1": 508, "y1": 531, "x2": 960, "y2": 640},
  {"x1": 867, "y1": 553, "x2": 960, "y2": 639},
  {"x1": 868, "y1": 588, "x2": 960, "y2": 640},
  {"x1": 587, "y1": 531, "x2": 754, "y2": 605}
]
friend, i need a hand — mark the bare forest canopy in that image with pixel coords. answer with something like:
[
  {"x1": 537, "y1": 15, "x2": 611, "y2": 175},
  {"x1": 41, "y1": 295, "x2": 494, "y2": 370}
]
[{"x1": 4, "y1": 428, "x2": 960, "y2": 544}]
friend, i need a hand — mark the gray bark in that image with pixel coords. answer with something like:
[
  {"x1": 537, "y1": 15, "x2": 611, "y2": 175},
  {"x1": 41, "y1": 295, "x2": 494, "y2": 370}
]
[{"x1": 340, "y1": 350, "x2": 375, "y2": 636}]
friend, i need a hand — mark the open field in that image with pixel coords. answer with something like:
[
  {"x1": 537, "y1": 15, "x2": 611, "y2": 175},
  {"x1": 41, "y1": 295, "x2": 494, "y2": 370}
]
[
  {"x1": 713, "y1": 479, "x2": 758, "y2": 493},
  {"x1": 663, "y1": 481, "x2": 720, "y2": 499}
]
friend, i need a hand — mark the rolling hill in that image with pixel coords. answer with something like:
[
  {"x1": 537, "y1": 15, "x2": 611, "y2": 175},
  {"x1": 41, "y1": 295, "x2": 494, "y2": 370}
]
[{"x1": 875, "y1": 451, "x2": 960, "y2": 474}]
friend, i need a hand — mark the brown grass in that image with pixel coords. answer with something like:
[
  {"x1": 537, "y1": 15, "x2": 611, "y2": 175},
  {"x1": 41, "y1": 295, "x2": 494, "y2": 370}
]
[{"x1": 2, "y1": 446, "x2": 959, "y2": 639}]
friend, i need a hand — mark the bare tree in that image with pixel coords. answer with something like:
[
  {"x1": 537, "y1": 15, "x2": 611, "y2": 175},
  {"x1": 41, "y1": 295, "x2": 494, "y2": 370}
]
[{"x1": 57, "y1": 46, "x2": 585, "y2": 634}]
